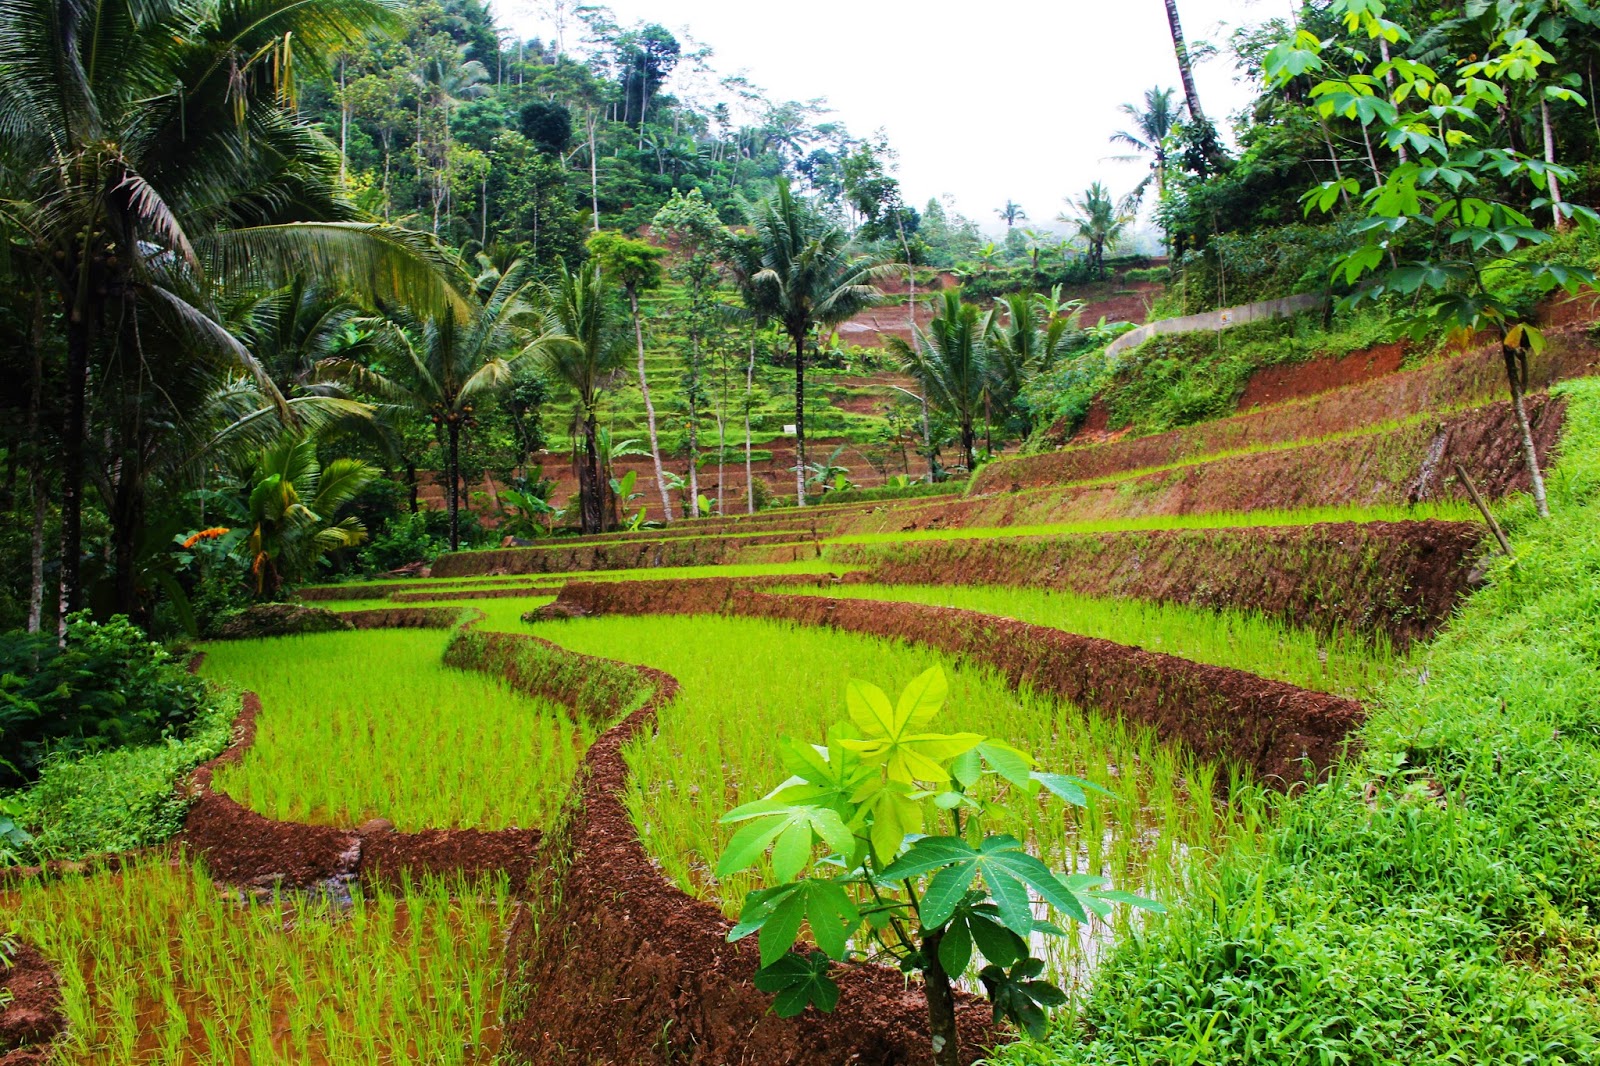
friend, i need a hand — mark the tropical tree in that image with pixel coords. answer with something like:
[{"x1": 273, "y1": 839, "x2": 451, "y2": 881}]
[
  {"x1": 0, "y1": 0, "x2": 468, "y2": 625},
  {"x1": 888, "y1": 290, "x2": 989, "y2": 472},
  {"x1": 585, "y1": 231, "x2": 671, "y2": 520},
  {"x1": 537, "y1": 263, "x2": 630, "y2": 533},
  {"x1": 235, "y1": 436, "x2": 377, "y2": 600},
  {"x1": 1163, "y1": 0, "x2": 1209, "y2": 132},
  {"x1": 995, "y1": 200, "x2": 1028, "y2": 228},
  {"x1": 743, "y1": 181, "x2": 884, "y2": 505},
  {"x1": 985, "y1": 292, "x2": 1083, "y2": 435},
  {"x1": 1111, "y1": 87, "x2": 1184, "y2": 210},
  {"x1": 320, "y1": 261, "x2": 545, "y2": 549},
  {"x1": 1060, "y1": 184, "x2": 1132, "y2": 276}
]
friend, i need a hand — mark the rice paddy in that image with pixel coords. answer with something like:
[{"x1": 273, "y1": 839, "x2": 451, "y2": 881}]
[
  {"x1": 200, "y1": 629, "x2": 588, "y2": 832},
  {"x1": 780, "y1": 583, "x2": 1403, "y2": 700},
  {"x1": 524, "y1": 612, "x2": 1272, "y2": 988},
  {"x1": 2, "y1": 859, "x2": 514, "y2": 1064}
]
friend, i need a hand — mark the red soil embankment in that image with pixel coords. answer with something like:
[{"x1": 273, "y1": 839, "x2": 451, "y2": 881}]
[
  {"x1": 452, "y1": 631, "x2": 998, "y2": 1066},
  {"x1": 430, "y1": 530, "x2": 821, "y2": 578},
  {"x1": 829, "y1": 520, "x2": 1480, "y2": 649},
  {"x1": 966, "y1": 393, "x2": 1565, "y2": 507},
  {"x1": 1238, "y1": 341, "x2": 1409, "y2": 410},
  {"x1": 0, "y1": 942, "x2": 63, "y2": 1066},
  {"x1": 542, "y1": 581, "x2": 1364, "y2": 783},
  {"x1": 1028, "y1": 328, "x2": 1596, "y2": 488}
]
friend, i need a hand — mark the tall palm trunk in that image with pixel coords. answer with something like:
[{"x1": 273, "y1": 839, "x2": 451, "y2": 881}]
[
  {"x1": 1502, "y1": 337, "x2": 1550, "y2": 517},
  {"x1": 1542, "y1": 98, "x2": 1567, "y2": 231},
  {"x1": 630, "y1": 288, "x2": 673, "y2": 522},
  {"x1": 447, "y1": 418, "x2": 462, "y2": 549},
  {"x1": 1163, "y1": 0, "x2": 1207, "y2": 128},
  {"x1": 686, "y1": 339, "x2": 701, "y2": 517},
  {"x1": 791, "y1": 324, "x2": 808, "y2": 506},
  {"x1": 579, "y1": 413, "x2": 606, "y2": 534},
  {"x1": 58, "y1": 311, "x2": 91, "y2": 636},
  {"x1": 26, "y1": 291, "x2": 46, "y2": 634},
  {"x1": 745, "y1": 329, "x2": 757, "y2": 514}
]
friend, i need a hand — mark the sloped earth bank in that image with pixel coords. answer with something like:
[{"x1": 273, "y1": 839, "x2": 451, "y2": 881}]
[
  {"x1": 1008, "y1": 334, "x2": 1590, "y2": 487},
  {"x1": 451, "y1": 631, "x2": 1000, "y2": 1065},
  {"x1": 0, "y1": 942, "x2": 63, "y2": 1066},
  {"x1": 538, "y1": 582, "x2": 1364, "y2": 782},
  {"x1": 828, "y1": 520, "x2": 1482, "y2": 649}
]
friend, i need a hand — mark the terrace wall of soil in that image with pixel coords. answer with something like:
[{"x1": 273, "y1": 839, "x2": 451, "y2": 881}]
[
  {"x1": 829, "y1": 519, "x2": 1482, "y2": 649},
  {"x1": 984, "y1": 332, "x2": 1593, "y2": 492},
  {"x1": 542, "y1": 581, "x2": 1364, "y2": 782},
  {"x1": 429, "y1": 530, "x2": 817, "y2": 578},
  {"x1": 0, "y1": 941, "x2": 63, "y2": 1066},
  {"x1": 863, "y1": 395, "x2": 1564, "y2": 532},
  {"x1": 447, "y1": 631, "x2": 999, "y2": 1066}
]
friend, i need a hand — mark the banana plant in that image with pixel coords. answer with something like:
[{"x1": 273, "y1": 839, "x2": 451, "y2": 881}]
[{"x1": 718, "y1": 667, "x2": 1161, "y2": 1066}]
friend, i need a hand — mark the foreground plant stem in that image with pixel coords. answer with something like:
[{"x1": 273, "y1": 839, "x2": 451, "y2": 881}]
[
  {"x1": 920, "y1": 927, "x2": 961, "y2": 1066},
  {"x1": 1501, "y1": 336, "x2": 1549, "y2": 518}
]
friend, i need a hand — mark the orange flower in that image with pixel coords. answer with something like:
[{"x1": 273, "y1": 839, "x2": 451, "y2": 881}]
[{"x1": 181, "y1": 526, "x2": 231, "y2": 549}]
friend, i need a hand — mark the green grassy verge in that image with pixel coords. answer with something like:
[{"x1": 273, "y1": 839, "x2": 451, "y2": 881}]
[
  {"x1": 4, "y1": 860, "x2": 511, "y2": 1063},
  {"x1": 995, "y1": 379, "x2": 1600, "y2": 1064},
  {"x1": 785, "y1": 584, "x2": 1402, "y2": 701},
  {"x1": 526, "y1": 613, "x2": 1270, "y2": 989},
  {"x1": 201, "y1": 630, "x2": 587, "y2": 832}
]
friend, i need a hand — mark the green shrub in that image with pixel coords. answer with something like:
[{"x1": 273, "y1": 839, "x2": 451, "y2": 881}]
[
  {"x1": 1123, "y1": 266, "x2": 1171, "y2": 284},
  {"x1": 817, "y1": 480, "x2": 961, "y2": 506},
  {"x1": 359, "y1": 511, "x2": 449, "y2": 574},
  {"x1": 11, "y1": 690, "x2": 235, "y2": 862},
  {"x1": 0, "y1": 614, "x2": 208, "y2": 787}
]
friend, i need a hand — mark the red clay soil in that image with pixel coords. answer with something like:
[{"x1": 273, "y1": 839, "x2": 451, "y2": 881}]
[
  {"x1": 965, "y1": 393, "x2": 1566, "y2": 508},
  {"x1": 388, "y1": 585, "x2": 562, "y2": 603},
  {"x1": 339, "y1": 606, "x2": 478, "y2": 629},
  {"x1": 430, "y1": 531, "x2": 822, "y2": 578},
  {"x1": 544, "y1": 582, "x2": 1363, "y2": 784},
  {"x1": 829, "y1": 519, "x2": 1484, "y2": 650},
  {"x1": 989, "y1": 329, "x2": 1596, "y2": 493},
  {"x1": 0, "y1": 942, "x2": 63, "y2": 1066},
  {"x1": 1238, "y1": 341, "x2": 1409, "y2": 410},
  {"x1": 455, "y1": 637, "x2": 1001, "y2": 1066}
]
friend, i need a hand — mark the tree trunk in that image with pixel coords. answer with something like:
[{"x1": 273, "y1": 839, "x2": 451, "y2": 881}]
[
  {"x1": 407, "y1": 459, "x2": 419, "y2": 514},
  {"x1": 588, "y1": 112, "x2": 601, "y2": 232},
  {"x1": 580, "y1": 414, "x2": 605, "y2": 534},
  {"x1": 447, "y1": 419, "x2": 462, "y2": 550},
  {"x1": 920, "y1": 930, "x2": 962, "y2": 1066},
  {"x1": 632, "y1": 289, "x2": 674, "y2": 522},
  {"x1": 792, "y1": 324, "x2": 808, "y2": 506},
  {"x1": 745, "y1": 329, "x2": 757, "y2": 514},
  {"x1": 1542, "y1": 98, "x2": 1567, "y2": 231},
  {"x1": 1503, "y1": 341, "x2": 1549, "y2": 518},
  {"x1": 961, "y1": 421, "x2": 977, "y2": 474},
  {"x1": 110, "y1": 453, "x2": 145, "y2": 617},
  {"x1": 58, "y1": 312, "x2": 91, "y2": 636},
  {"x1": 26, "y1": 291, "x2": 46, "y2": 634},
  {"x1": 1163, "y1": 0, "x2": 1207, "y2": 128},
  {"x1": 687, "y1": 329, "x2": 701, "y2": 518}
]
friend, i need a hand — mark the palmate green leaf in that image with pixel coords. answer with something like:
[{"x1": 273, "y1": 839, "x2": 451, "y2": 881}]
[
  {"x1": 752, "y1": 951, "x2": 839, "y2": 1016},
  {"x1": 716, "y1": 802, "x2": 854, "y2": 879},
  {"x1": 980, "y1": 958, "x2": 1068, "y2": 1039},
  {"x1": 852, "y1": 779, "x2": 925, "y2": 866},
  {"x1": 879, "y1": 835, "x2": 1091, "y2": 934},
  {"x1": 729, "y1": 878, "x2": 861, "y2": 965}
]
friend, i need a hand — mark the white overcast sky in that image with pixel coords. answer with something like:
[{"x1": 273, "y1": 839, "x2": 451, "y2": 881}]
[{"x1": 490, "y1": 0, "x2": 1284, "y2": 234}]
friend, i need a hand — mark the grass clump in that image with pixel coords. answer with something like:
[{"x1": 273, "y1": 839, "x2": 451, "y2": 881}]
[
  {"x1": 201, "y1": 629, "x2": 587, "y2": 832},
  {"x1": 994, "y1": 379, "x2": 1600, "y2": 1063},
  {"x1": 794, "y1": 584, "x2": 1401, "y2": 701},
  {"x1": 4, "y1": 859, "x2": 513, "y2": 1064},
  {"x1": 527, "y1": 613, "x2": 1269, "y2": 988}
]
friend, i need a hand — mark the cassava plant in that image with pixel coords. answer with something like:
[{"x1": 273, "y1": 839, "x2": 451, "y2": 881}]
[{"x1": 717, "y1": 667, "x2": 1160, "y2": 1064}]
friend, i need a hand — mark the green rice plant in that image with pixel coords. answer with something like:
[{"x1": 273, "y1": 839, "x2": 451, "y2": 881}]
[
  {"x1": 824, "y1": 500, "x2": 1480, "y2": 548},
  {"x1": 202, "y1": 629, "x2": 588, "y2": 831},
  {"x1": 526, "y1": 613, "x2": 1271, "y2": 991},
  {"x1": 786, "y1": 584, "x2": 1402, "y2": 700},
  {"x1": 4, "y1": 858, "x2": 513, "y2": 1064}
]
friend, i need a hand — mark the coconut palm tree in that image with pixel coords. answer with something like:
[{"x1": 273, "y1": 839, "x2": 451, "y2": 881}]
[
  {"x1": 1111, "y1": 87, "x2": 1184, "y2": 208},
  {"x1": 536, "y1": 262, "x2": 630, "y2": 533},
  {"x1": 1060, "y1": 184, "x2": 1132, "y2": 277},
  {"x1": 236, "y1": 435, "x2": 377, "y2": 600},
  {"x1": 996, "y1": 201, "x2": 1028, "y2": 228},
  {"x1": 887, "y1": 289, "x2": 988, "y2": 473},
  {"x1": 0, "y1": 0, "x2": 468, "y2": 622},
  {"x1": 1162, "y1": 0, "x2": 1208, "y2": 130},
  {"x1": 984, "y1": 291, "x2": 1083, "y2": 435},
  {"x1": 319, "y1": 260, "x2": 545, "y2": 550},
  {"x1": 742, "y1": 180, "x2": 884, "y2": 505}
]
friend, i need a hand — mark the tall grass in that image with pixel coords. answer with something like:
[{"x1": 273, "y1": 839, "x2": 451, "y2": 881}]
[
  {"x1": 4, "y1": 859, "x2": 513, "y2": 1064},
  {"x1": 527, "y1": 613, "x2": 1271, "y2": 989},
  {"x1": 789, "y1": 584, "x2": 1402, "y2": 700},
  {"x1": 202, "y1": 630, "x2": 587, "y2": 832}
]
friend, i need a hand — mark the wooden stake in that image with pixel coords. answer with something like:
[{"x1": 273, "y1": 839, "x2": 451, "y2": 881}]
[{"x1": 1453, "y1": 461, "x2": 1513, "y2": 557}]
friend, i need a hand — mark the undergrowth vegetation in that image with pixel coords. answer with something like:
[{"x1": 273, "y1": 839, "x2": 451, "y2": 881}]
[
  {"x1": 3, "y1": 860, "x2": 513, "y2": 1064},
  {"x1": 526, "y1": 613, "x2": 1271, "y2": 989},
  {"x1": 201, "y1": 630, "x2": 587, "y2": 831},
  {"x1": 995, "y1": 379, "x2": 1600, "y2": 1064}
]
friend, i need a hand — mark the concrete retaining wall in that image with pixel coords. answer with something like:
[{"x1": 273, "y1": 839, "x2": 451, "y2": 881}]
[{"x1": 1105, "y1": 293, "x2": 1326, "y2": 358}]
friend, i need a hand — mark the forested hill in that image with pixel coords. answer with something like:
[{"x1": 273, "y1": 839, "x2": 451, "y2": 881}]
[{"x1": 294, "y1": 0, "x2": 984, "y2": 266}]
